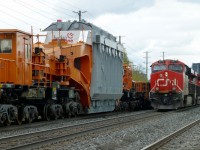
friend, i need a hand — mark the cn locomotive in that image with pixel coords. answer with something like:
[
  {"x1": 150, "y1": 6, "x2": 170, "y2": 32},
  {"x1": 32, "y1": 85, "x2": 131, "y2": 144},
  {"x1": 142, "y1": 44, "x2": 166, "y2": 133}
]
[
  {"x1": 0, "y1": 19, "x2": 124, "y2": 125},
  {"x1": 150, "y1": 59, "x2": 200, "y2": 110}
]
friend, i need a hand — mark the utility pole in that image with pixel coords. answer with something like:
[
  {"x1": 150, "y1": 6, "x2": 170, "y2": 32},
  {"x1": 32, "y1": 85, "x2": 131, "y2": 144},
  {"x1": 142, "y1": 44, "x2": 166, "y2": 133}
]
[
  {"x1": 73, "y1": 10, "x2": 87, "y2": 22},
  {"x1": 144, "y1": 51, "x2": 150, "y2": 80}
]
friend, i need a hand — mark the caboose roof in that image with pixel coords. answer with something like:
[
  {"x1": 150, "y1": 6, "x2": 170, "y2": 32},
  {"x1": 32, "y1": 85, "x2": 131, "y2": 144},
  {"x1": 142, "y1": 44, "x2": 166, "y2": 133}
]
[{"x1": 0, "y1": 29, "x2": 32, "y2": 35}]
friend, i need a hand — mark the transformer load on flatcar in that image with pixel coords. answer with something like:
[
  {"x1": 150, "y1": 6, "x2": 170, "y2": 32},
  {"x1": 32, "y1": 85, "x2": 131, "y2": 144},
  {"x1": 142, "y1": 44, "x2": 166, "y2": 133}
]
[
  {"x1": 0, "y1": 19, "x2": 124, "y2": 125},
  {"x1": 150, "y1": 59, "x2": 200, "y2": 110},
  {"x1": 116, "y1": 64, "x2": 151, "y2": 111},
  {"x1": 40, "y1": 19, "x2": 124, "y2": 114}
]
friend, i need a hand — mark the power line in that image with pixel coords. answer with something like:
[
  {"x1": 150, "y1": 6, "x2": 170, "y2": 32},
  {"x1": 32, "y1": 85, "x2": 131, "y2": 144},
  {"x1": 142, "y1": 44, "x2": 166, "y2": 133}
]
[
  {"x1": 0, "y1": 19, "x2": 20, "y2": 29},
  {"x1": 59, "y1": 0, "x2": 82, "y2": 10},
  {"x1": 15, "y1": 0, "x2": 55, "y2": 21},
  {"x1": 0, "y1": 3, "x2": 49, "y2": 25},
  {"x1": 35, "y1": 0, "x2": 74, "y2": 18},
  {"x1": 0, "y1": 9, "x2": 40, "y2": 30},
  {"x1": 1, "y1": 0, "x2": 140, "y2": 62},
  {"x1": 50, "y1": 0, "x2": 127, "y2": 44}
]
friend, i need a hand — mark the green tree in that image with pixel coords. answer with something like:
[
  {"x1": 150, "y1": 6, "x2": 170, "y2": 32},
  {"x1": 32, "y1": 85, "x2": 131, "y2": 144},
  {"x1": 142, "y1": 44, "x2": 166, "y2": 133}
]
[
  {"x1": 123, "y1": 49, "x2": 130, "y2": 65},
  {"x1": 123, "y1": 50, "x2": 148, "y2": 82},
  {"x1": 132, "y1": 64, "x2": 148, "y2": 82}
]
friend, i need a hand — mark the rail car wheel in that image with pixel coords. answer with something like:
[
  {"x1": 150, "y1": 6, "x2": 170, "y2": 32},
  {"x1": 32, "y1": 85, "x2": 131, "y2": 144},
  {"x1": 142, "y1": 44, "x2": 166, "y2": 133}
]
[
  {"x1": 49, "y1": 104, "x2": 63, "y2": 120},
  {"x1": 71, "y1": 102, "x2": 81, "y2": 117},
  {"x1": 16, "y1": 114, "x2": 23, "y2": 125},
  {"x1": 5, "y1": 119, "x2": 11, "y2": 126},
  {"x1": 129, "y1": 101, "x2": 136, "y2": 111},
  {"x1": 25, "y1": 118, "x2": 32, "y2": 124},
  {"x1": 121, "y1": 101, "x2": 129, "y2": 111},
  {"x1": 16, "y1": 107, "x2": 24, "y2": 125},
  {"x1": 23, "y1": 106, "x2": 38, "y2": 124},
  {"x1": 44, "y1": 104, "x2": 51, "y2": 121},
  {"x1": 25, "y1": 113, "x2": 33, "y2": 124},
  {"x1": 3, "y1": 114, "x2": 11, "y2": 126},
  {"x1": 0, "y1": 113, "x2": 6, "y2": 125},
  {"x1": 0, "y1": 105, "x2": 18, "y2": 126},
  {"x1": 63, "y1": 102, "x2": 72, "y2": 118},
  {"x1": 16, "y1": 118, "x2": 22, "y2": 125}
]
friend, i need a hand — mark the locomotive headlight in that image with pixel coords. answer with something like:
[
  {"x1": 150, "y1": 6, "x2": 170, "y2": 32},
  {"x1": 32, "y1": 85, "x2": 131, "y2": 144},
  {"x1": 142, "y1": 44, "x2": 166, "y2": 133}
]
[
  {"x1": 165, "y1": 72, "x2": 168, "y2": 77},
  {"x1": 155, "y1": 87, "x2": 159, "y2": 92},
  {"x1": 172, "y1": 87, "x2": 176, "y2": 92}
]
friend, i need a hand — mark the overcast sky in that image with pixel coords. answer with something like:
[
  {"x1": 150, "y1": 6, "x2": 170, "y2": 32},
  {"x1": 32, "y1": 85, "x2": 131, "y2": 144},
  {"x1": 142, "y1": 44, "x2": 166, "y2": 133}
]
[{"x1": 0, "y1": 0, "x2": 200, "y2": 76}]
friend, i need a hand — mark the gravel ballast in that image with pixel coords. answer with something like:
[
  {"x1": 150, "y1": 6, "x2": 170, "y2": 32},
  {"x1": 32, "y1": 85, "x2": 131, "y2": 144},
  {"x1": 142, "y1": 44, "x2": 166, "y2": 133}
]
[
  {"x1": 1, "y1": 108, "x2": 200, "y2": 150},
  {"x1": 64, "y1": 107, "x2": 200, "y2": 150}
]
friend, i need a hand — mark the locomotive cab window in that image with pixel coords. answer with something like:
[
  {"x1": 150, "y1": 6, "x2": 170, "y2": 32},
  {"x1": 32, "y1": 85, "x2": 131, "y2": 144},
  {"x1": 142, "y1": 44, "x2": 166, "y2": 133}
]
[
  {"x1": 0, "y1": 39, "x2": 12, "y2": 53},
  {"x1": 152, "y1": 64, "x2": 167, "y2": 73},
  {"x1": 168, "y1": 64, "x2": 183, "y2": 73}
]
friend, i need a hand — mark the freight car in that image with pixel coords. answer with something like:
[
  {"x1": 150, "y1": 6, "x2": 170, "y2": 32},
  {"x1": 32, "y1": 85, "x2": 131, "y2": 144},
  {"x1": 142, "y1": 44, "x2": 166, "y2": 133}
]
[
  {"x1": 132, "y1": 81, "x2": 151, "y2": 109},
  {"x1": 0, "y1": 19, "x2": 124, "y2": 125},
  {"x1": 116, "y1": 64, "x2": 151, "y2": 111},
  {"x1": 149, "y1": 59, "x2": 200, "y2": 110}
]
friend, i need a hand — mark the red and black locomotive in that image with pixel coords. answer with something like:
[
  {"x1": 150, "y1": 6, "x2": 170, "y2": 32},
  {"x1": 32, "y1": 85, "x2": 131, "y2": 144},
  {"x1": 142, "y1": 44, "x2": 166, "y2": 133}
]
[{"x1": 150, "y1": 59, "x2": 200, "y2": 110}]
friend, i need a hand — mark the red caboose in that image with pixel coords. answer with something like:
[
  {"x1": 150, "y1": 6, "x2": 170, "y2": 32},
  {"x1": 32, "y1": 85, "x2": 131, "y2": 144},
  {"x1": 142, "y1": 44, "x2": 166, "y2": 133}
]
[{"x1": 150, "y1": 59, "x2": 200, "y2": 110}]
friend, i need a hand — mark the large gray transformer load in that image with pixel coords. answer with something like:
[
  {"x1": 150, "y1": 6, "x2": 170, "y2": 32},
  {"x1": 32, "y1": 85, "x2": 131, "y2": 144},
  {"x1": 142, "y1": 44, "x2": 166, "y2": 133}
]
[{"x1": 44, "y1": 20, "x2": 124, "y2": 113}]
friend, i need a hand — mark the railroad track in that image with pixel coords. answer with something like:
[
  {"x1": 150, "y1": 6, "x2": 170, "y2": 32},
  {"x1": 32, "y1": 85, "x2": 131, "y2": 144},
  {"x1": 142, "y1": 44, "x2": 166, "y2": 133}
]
[
  {"x1": 176, "y1": 104, "x2": 200, "y2": 112},
  {"x1": 0, "y1": 111, "x2": 125, "y2": 132},
  {"x1": 0, "y1": 110, "x2": 167, "y2": 150},
  {"x1": 142, "y1": 119, "x2": 200, "y2": 150},
  {"x1": 0, "y1": 110, "x2": 152, "y2": 133}
]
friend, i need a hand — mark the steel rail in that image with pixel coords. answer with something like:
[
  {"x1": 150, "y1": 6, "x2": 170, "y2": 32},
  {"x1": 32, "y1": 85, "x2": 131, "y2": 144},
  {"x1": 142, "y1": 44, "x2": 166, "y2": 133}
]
[
  {"x1": 176, "y1": 104, "x2": 200, "y2": 112},
  {"x1": 0, "y1": 110, "x2": 153, "y2": 133},
  {"x1": 0, "y1": 110, "x2": 154, "y2": 132},
  {"x1": 1, "y1": 111, "x2": 167, "y2": 150},
  {"x1": 142, "y1": 119, "x2": 200, "y2": 150}
]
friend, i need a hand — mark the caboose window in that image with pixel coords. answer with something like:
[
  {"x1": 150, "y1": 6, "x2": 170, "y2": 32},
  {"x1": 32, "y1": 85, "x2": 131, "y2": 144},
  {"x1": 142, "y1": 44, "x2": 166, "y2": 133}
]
[
  {"x1": 0, "y1": 39, "x2": 12, "y2": 53},
  {"x1": 169, "y1": 64, "x2": 183, "y2": 73},
  {"x1": 25, "y1": 44, "x2": 31, "y2": 59},
  {"x1": 152, "y1": 65, "x2": 166, "y2": 72}
]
